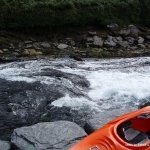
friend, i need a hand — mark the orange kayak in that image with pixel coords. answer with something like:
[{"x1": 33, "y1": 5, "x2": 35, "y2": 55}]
[{"x1": 70, "y1": 106, "x2": 150, "y2": 150}]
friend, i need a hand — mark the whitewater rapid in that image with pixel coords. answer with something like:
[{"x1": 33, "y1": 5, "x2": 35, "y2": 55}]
[{"x1": 0, "y1": 57, "x2": 150, "y2": 113}]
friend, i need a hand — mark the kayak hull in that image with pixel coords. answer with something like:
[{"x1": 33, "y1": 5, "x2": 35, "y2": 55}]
[{"x1": 70, "y1": 106, "x2": 150, "y2": 150}]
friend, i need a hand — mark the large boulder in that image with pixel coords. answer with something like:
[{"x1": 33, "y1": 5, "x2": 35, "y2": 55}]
[
  {"x1": 84, "y1": 107, "x2": 135, "y2": 134},
  {"x1": 11, "y1": 121, "x2": 87, "y2": 150},
  {"x1": 0, "y1": 140, "x2": 11, "y2": 150}
]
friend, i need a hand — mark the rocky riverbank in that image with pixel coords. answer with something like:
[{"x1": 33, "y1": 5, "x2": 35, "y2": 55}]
[{"x1": 0, "y1": 25, "x2": 150, "y2": 62}]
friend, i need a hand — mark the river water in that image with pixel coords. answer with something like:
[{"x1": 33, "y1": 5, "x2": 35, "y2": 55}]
[{"x1": 0, "y1": 57, "x2": 150, "y2": 139}]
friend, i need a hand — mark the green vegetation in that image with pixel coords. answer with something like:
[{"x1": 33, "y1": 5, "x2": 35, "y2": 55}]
[{"x1": 0, "y1": 0, "x2": 149, "y2": 29}]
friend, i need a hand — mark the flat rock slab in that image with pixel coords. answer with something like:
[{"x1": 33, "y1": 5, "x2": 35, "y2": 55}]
[
  {"x1": 11, "y1": 121, "x2": 87, "y2": 150},
  {"x1": 84, "y1": 107, "x2": 136, "y2": 134},
  {"x1": 0, "y1": 140, "x2": 11, "y2": 150}
]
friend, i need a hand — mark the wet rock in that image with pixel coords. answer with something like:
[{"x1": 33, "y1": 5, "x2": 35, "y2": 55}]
[
  {"x1": 104, "y1": 36, "x2": 116, "y2": 47},
  {"x1": 57, "y1": 44, "x2": 69, "y2": 50},
  {"x1": 137, "y1": 37, "x2": 144, "y2": 44},
  {"x1": 0, "y1": 140, "x2": 11, "y2": 150},
  {"x1": 93, "y1": 36, "x2": 103, "y2": 47},
  {"x1": 40, "y1": 42, "x2": 51, "y2": 48},
  {"x1": 11, "y1": 121, "x2": 87, "y2": 150},
  {"x1": 84, "y1": 107, "x2": 135, "y2": 134}
]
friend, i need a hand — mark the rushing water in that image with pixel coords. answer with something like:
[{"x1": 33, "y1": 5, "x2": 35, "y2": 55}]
[
  {"x1": 0, "y1": 57, "x2": 150, "y2": 112},
  {"x1": 0, "y1": 57, "x2": 150, "y2": 139}
]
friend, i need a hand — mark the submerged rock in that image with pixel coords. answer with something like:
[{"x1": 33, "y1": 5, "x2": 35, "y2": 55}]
[{"x1": 11, "y1": 121, "x2": 87, "y2": 150}]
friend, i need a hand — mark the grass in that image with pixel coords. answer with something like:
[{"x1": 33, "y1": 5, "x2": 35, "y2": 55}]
[{"x1": 0, "y1": 0, "x2": 149, "y2": 29}]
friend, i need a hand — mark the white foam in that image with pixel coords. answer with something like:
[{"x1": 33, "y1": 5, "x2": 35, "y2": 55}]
[
  {"x1": 0, "y1": 57, "x2": 150, "y2": 112},
  {"x1": 51, "y1": 94, "x2": 100, "y2": 111}
]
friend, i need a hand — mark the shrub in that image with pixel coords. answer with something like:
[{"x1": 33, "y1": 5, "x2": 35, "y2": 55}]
[{"x1": 0, "y1": 0, "x2": 149, "y2": 29}]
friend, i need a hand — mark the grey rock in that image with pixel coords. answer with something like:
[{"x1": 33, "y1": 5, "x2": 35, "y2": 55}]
[
  {"x1": 138, "y1": 44, "x2": 145, "y2": 49},
  {"x1": 125, "y1": 37, "x2": 135, "y2": 44},
  {"x1": 115, "y1": 36, "x2": 123, "y2": 41},
  {"x1": 57, "y1": 44, "x2": 69, "y2": 50},
  {"x1": 93, "y1": 36, "x2": 103, "y2": 47},
  {"x1": 118, "y1": 41, "x2": 129, "y2": 48},
  {"x1": 119, "y1": 28, "x2": 130, "y2": 36},
  {"x1": 146, "y1": 35, "x2": 150, "y2": 40},
  {"x1": 138, "y1": 37, "x2": 144, "y2": 44},
  {"x1": 24, "y1": 41, "x2": 33, "y2": 44},
  {"x1": 0, "y1": 50, "x2": 3, "y2": 54},
  {"x1": 11, "y1": 121, "x2": 87, "y2": 150},
  {"x1": 84, "y1": 107, "x2": 135, "y2": 134},
  {"x1": 104, "y1": 36, "x2": 116, "y2": 47},
  {"x1": 88, "y1": 31, "x2": 97, "y2": 36},
  {"x1": 0, "y1": 140, "x2": 11, "y2": 150},
  {"x1": 25, "y1": 44, "x2": 33, "y2": 49},
  {"x1": 86, "y1": 37, "x2": 94, "y2": 42},
  {"x1": 40, "y1": 42, "x2": 51, "y2": 48},
  {"x1": 107, "y1": 23, "x2": 119, "y2": 31},
  {"x1": 128, "y1": 25, "x2": 140, "y2": 37}
]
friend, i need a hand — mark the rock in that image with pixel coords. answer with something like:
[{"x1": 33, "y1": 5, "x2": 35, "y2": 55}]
[
  {"x1": 138, "y1": 44, "x2": 145, "y2": 49},
  {"x1": 104, "y1": 36, "x2": 116, "y2": 47},
  {"x1": 84, "y1": 107, "x2": 135, "y2": 134},
  {"x1": 86, "y1": 37, "x2": 94, "y2": 42},
  {"x1": 12, "y1": 52, "x2": 20, "y2": 56},
  {"x1": 119, "y1": 28, "x2": 130, "y2": 36},
  {"x1": 115, "y1": 36, "x2": 123, "y2": 41},
  {"x1": 88, "y1": 31, "x2": 97, "y2": 36},
  {"x1": 146, "y1": 35, "x2": 150, "y2": 40},
  {"x1": 0, "y1": 50, "x2": 3, "y2": 54},
  {"x1": 137, "y1": 37, "x2": 145, "y2": 44},
  {"x1": 40, "y1": 42, "x2": 51, "y2": 48},
  {"x1": 25, "y1": 44, "x2": 33, "y2": 49},
  {"x1": 146, "y1": 44, "x2": 150, "y2": 49},
  {"x1": 125, "y1": 37, "x2": 135, "y2": 44},
  {"x1": 3, "y1": 49, "x2": 8, "y2": 52},
  {"x1": 57, "y1": 44, "x2": 69, "y2": 50},
  {"x1": 0, "y1": 140, "x2": 11, "y2": 150},
  {"x1": 23, "y1": 49, "x2": 42, "y2": 56},
  {"x1": 24, "y1": 41, "x2": 33, "y2": 44},
  {"x1": 11, "y1": 121, "x2": 87, "y2": 150},
  {"x1": 128, "y1": 25, "x2": 140, "y2": 37},
  {"x1": 107, "y1": 23, "x2": 119, "y2": 31},
  {"x1": 93, "y1": 36, "x2": 103, "y2": 47},
  {"x1": 118, "y1": 41, "x2": 129, "y2": 48}
]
